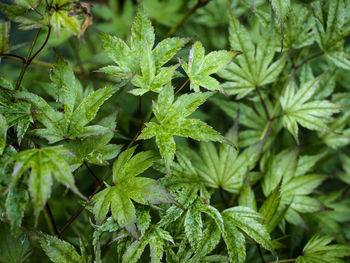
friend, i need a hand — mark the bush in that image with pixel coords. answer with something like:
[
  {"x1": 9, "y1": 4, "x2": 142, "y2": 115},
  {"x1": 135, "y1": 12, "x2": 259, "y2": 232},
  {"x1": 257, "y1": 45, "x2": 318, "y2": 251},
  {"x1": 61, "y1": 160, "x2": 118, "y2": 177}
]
[{"x1": 0, "y1": 0, "x2": 350, "y2": 262}]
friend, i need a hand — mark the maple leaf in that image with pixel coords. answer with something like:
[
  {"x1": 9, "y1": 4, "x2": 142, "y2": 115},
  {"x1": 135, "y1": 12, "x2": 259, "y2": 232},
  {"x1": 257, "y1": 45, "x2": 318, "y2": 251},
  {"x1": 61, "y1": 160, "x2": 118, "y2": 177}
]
[
  {"x1": 138, "y1": 84, "x2": 228, "y2": 169},
  {"x1": 91, "y1": 146, "x2": 172, "y2": 238},
  {"x1": 181, "y1": 41, "x2": 240, "y2": 92}
]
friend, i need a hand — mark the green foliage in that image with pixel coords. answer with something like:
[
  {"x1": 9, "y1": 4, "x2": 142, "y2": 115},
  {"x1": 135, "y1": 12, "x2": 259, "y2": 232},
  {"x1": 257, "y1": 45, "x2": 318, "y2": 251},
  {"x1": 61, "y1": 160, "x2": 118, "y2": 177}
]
[{"x1": 0, "y1": 0, "x2": 350, "y2": 262}]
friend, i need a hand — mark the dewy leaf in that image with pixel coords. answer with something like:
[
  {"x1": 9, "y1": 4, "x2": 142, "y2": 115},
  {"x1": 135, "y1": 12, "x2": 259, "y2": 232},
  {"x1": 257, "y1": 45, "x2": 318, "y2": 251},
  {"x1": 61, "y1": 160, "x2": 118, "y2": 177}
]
[
  {"x1": 0, "y1": 20, "x2": 10, "y2": 54},
  {"x1": 139, "y1": 84, "x2": 226, "y2": 169},
  {"x1": 100, "y1": 7, "x2": 188, "y2": 80},
  {"x1": 8, "y1": 146, "x2": 85, "y2": 220},
  {"x1": 38, "y1": 232, "x2": 85, "y2": 263},
  {"x1": 218, "y1": 11, "x2": 285, "y2": 99},
  {"x1": 122, "y1": 225, "x2": 173, "y2": 263},
  {"x1": 296, "y1": 235, "x2": 350, "y2": 263},
  {"x1": 181, "y1": 41, "x2": 239, "y2": 92},
  {"x1": 280, "y1": 77, "x2": 339, "y2": 142},
  {"x1": 91, "y1": 147, "x2": 172, "y2": 238},
  {"x1": 0, "y1": 114, "x2": 7, "y2": 155}
]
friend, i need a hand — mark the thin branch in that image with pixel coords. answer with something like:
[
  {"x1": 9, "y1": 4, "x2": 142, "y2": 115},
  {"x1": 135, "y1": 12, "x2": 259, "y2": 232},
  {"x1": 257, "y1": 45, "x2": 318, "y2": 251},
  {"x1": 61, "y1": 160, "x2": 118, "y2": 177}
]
[
  {"x1": 175, "y1": 78, "x2": 190, "y2": 95},
  {"x1": 255, "y1": 86, "x2": 271, "y2": 121},
  {"x1": 44, "y1": 202, "x2": 59, "y2": 236},
  {"x1": 294, "y1": 51, "x2": 325, "y2": 70},
  {"x1": 166, "y1": 0, "x2": 211, "y2": 37},
  {"x1": 219, "y1": 186, "x2": 228, "y2": 208},
  {"x1": 0, "y1": 53, "x2": 26, "y2": 63},
  {"x1": 257, "y1": 245, "x2": 266, "y2": 263},
  {"x1": 84, "y1": 162, "x2": 103, "y2": 186},
  {"x1": 28, "y1": 26, "x2": 51, "y2": 63}
]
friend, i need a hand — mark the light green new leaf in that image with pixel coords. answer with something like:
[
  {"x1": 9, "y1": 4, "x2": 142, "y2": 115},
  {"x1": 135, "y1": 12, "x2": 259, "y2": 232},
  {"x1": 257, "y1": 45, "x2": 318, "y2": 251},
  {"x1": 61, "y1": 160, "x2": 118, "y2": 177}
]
[
  {"x1": 8, "y1": 146, "x2": 85, "y2": 219},
  {"x1": 122, "y1": 225, "x2": 173, "y2": 263},
  {"x1": 38, "y1": 232, "x2": 86, "y2": 263},
  {"x1": 218, "y1": 12, "x2": 285, "y2": 98},
  {"x1": 238, "y1": 178, "x2": 257, "y2": 211},
  {"x1": 130, "y1": 43, "x2": 179, "y2": 96},
  {"x1": 0, "y1": 20, "x2": 10, "y2": 54},
  {"x1": 139, "y1": 85, "x2": 226, "y2": 169},
  {"x1": 91, "y1": 147, "x2": 172, "y2": 238},
  {"x1": 280, "y1": 77, "x2": 339, "y2": 142},
  {"x1": 100, "y1": 8, "x2": 188, "y2": 80},
  {"x1": 296, "y1": 235, "x2": 350, "y2": 263},
  {"x1": 50, "y1": 10, "x2": 81, "y2": 36},
  {"x1": 0, "y1": 114, "x2": 6, "y2": 155},
  {"x1": 181, "y1": 41, "x2": 239, "y2": 92}
]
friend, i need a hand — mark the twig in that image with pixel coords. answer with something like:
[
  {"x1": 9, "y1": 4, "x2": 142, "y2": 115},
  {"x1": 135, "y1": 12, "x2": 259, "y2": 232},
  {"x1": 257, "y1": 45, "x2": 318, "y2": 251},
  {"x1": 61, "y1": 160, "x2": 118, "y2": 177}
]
[
  {"x1": 219, "y1": 186, "x2": 228, "y2": 208},
  {"x1": 166, "y1": 0, "x2": 211, "y2": 37},
  {"x1": 44, "y1": 202, "x2": 59, "y2": 236},
  {"x1": 0, "y1": 53, "x2": 26, "y2": 63},
  {"x1": 294, "y1": 51, "x2": 324, "y2": 70},
  {"x1": 84, "y1": 162, "x2": 103, "y2": 186},
  {"x1": 255, "y1": 86, "x2": 270, "y2": 121},
  {"x1": 15, "y1": 26, "x2": 52, "y2": 90},
  {"x1": 175, "y1": 78, "x2": 190, "y2": 95},
  {"x1": 257, "y1": 245, "x2": 266, "y2": 263}
]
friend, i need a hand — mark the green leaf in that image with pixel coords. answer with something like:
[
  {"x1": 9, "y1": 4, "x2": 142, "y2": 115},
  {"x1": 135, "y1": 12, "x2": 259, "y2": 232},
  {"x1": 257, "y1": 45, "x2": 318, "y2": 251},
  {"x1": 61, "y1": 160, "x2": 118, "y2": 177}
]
[
  {"x1": 38, "y1": 232, "x2": 85, "y2": 263},
  {"x1": 312, "y1": 0, "x2": 350, "y2": 70},
  {"x1": 139, "y1": 84, "x2": 226, "y2": 169},
  {"x1": 222, "y1": 206, "x2": 274, "y2": 253},
  {"x1": 218, "y1": 11, "x2": 285, "y2": 98},
  {"x1": 192, "y1": 127, "x2": 264, "y2": 193},
  {"x1": 181, "y1": 41, "x2": 239, "y2": 92},
  {"x1": 296, "y1": 235, "x2": 350, "y2": 263},
  {"x1": 0, "y1": 20, "x2": 10, "y2": 54},
  {"x1": 259, "y1": 182, "x2": 281, "y2": 232},
  {"x1": 50, "y1": 10, "x2": 81, "y2": 36},
  {"x1": 122, "y1": 225, "x2": 173, "y2": 263},
  {"x1": 101, "y1": 8, "x2": 188, "y2": 80},
  {"x1": 8, "y1": 146, "x2": 85, "y2": 220},
  {"x1": 91, "y1": 148, "x2": 172, "y2": 237},
  {"x1": 17, "y1": 83, "x2": 117, "y2": 143},
  {"x1": 0, "y1": 114, "x2": 6, "y2": 155},
  {"x1": 238, "y1": 178, "x2": 256, "y2": 211},
  {"x1": 280, "y1": 77, "x2": 339, "y2": 142},
  {"x1": 5, "y1": 181, "x2": 28, "y2": 230},
  {"x1": 222, "y1": 220, "x2": 245, "y2": 263},
  {"x1": 184, "y1": 201, "x2": 203, "y2": 248},
  {"x1": 0, "y1": 224, "x2": 30, "y2": 263}
]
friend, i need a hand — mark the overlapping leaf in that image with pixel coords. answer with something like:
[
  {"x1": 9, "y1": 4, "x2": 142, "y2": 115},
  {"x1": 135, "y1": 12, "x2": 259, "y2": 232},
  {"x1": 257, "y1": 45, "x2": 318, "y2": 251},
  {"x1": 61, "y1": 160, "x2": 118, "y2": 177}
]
[
  {"x1": 100, "y1": 7, "x2": 188, "y2": 82},
  {"x1": 91, "y1": 146, "x2": 172, "y2": 238},
  {"x1": 181, "y1": 41, "x2": 239, "y2": 92},
  {"x1": 218, "y1": 11, "x2": 285, "y2": 98},
  {"x1": 280, "y1": 76, "x2": 339, "y2": 142},
  {"x1": 139, "y1": 84, "x2": 227, "y2": 169},
  {"x1": 16, "y1": 57, "x2": 118, "y2": 144},
  {"x1": 8, "y1": 146, "x2": 85, "y2": 219}
]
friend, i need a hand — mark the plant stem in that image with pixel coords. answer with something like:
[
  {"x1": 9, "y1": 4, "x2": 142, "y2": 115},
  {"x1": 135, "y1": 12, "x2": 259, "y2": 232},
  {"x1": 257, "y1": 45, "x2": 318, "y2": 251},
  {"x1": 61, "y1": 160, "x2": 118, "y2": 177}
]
[
  {"x1": 294, "y1": 51, "x2": 324, "y2": 70},
  {"x1": 175, "y1": 78, "x2": 190, "y2": 95},
  {"x1": 219, "y1": 186, "x2": 228, "y2": 208},
  {"x1": 257, "y1": 245, "x2": 266, "y2": 263},
  {"x1": 15, "y1": 26, "x2": 51, "y2": 90},
  {"x1": 166, "y1": 0, "x2": 211, "y2": 37},
  {"x1": 255, "y1": 86, "x2": 270, "y2": 121},
  {"x1": 44, "y1": 202, "x2": 59, "y2": 236},
  {"x1": 84, "y1": 162, "x2": 103, "y2": 185}
]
